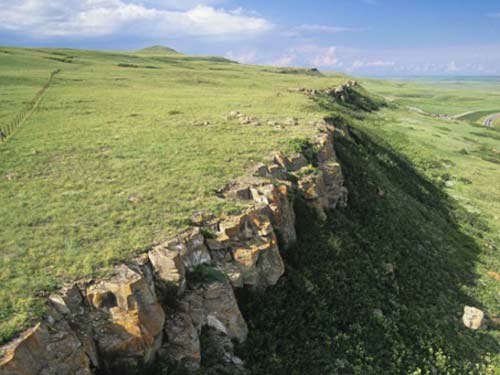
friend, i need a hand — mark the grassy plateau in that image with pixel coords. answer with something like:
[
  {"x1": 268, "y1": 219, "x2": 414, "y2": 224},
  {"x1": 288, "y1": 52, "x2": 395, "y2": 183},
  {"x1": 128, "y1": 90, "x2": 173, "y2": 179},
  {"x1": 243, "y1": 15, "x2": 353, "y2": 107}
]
[
  {"x1": 1, "y1": 47, "x2": 500, "y2": 374},
  {"x1": 0, "y1": 46, "x2": 344, "y2": 342}
]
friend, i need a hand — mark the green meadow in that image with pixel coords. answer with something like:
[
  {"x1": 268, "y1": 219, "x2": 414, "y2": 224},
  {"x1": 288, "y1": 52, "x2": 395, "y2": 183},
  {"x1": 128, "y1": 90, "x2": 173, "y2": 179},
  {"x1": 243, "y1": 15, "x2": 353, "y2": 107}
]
[
  {"x1": 1, "y1": 47, "x2": 500, "y2": 373},
  {"x1": 363, "y1": 76, "x2": 500, "y2": 117},
  {"x1": 0, "y1": 46, "x2": 345, "y2": 341}
]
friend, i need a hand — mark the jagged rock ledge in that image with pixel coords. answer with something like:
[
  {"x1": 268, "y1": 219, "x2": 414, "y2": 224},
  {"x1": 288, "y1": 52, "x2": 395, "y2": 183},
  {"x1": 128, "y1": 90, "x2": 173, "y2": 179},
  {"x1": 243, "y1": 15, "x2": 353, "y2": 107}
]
[{"x1": 0, "y1": 113, "x2": 348, "y2": 374}]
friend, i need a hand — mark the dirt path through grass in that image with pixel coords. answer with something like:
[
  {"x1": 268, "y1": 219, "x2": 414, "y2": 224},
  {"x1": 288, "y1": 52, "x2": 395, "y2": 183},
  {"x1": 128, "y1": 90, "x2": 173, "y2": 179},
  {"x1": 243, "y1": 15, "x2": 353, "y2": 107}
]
[{"x1": 483, "y1": 112, "x2": 500, "y2": 127}]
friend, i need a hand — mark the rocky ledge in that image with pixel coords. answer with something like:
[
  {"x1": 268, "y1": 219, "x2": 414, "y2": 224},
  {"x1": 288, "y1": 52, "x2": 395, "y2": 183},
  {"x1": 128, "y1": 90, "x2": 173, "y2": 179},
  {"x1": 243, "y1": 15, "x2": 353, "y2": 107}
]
[{"x1": 0, "y1": 118, "x2": 347, "y2": 374}]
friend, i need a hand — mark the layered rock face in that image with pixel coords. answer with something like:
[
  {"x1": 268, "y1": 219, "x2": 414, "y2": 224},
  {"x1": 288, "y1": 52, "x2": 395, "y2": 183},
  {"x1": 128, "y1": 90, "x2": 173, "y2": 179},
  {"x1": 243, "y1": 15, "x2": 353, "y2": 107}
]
[
  {"x1": 0, "y1": 123, "x2": 346, "y2": 374},
  {"x1": 323, "y1": 80, "x2": 359, "y2": 102}
]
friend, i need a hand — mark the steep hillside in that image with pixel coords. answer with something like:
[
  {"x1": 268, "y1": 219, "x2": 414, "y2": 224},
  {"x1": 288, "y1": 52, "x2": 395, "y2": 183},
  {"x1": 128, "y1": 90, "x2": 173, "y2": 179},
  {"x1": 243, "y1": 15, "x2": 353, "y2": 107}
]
[{"x1": 240, "y1": 94, "x2": 500, "y2": 374}]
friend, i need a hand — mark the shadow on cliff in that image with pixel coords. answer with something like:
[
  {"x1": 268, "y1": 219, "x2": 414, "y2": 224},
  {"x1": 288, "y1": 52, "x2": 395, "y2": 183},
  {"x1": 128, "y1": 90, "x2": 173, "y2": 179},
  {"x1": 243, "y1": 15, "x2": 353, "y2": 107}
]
[{"x1": 238, "y1": 125, "x2": 499, "y2": 374}]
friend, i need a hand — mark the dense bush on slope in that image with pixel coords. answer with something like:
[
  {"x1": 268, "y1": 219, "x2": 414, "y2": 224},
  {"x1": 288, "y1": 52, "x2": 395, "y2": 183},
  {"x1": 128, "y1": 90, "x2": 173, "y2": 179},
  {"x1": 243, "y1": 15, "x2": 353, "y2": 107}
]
[
  {"x1": 234, "y1": 86, "x2": 500, "y2": 374},
  {"x1": 238, "y1": 125, "x2": 498, "y2": 374}
]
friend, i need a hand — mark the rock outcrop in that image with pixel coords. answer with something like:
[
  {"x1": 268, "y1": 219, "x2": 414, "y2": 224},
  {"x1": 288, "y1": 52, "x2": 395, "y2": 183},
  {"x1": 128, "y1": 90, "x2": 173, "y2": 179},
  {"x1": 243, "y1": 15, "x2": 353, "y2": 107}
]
[
  {"x1": 0, "y1": 319, "x2": 92, "y2": 375},
  {"x1": 323, "y1": 80, "x2": 359, "y2": 102},
  {"x1": 0, "y1": 117, "x2": 347, "y2": 374},
  {"x1": 463, "y1": 306, "x2": 487, "y2": 330}
]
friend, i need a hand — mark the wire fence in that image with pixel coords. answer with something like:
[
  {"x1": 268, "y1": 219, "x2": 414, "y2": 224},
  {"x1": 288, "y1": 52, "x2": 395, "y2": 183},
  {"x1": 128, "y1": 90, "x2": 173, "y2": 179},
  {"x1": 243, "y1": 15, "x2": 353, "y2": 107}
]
[{"x1": 0, "y1": 69, "x2": 61, "y2": 143}]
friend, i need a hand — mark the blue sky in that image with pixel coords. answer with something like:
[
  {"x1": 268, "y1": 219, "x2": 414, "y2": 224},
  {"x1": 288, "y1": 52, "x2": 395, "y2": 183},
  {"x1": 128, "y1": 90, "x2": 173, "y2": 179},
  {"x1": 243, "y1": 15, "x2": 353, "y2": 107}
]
[{"x1": 1, "y1": 0, "x2": 499, "y2": 75}]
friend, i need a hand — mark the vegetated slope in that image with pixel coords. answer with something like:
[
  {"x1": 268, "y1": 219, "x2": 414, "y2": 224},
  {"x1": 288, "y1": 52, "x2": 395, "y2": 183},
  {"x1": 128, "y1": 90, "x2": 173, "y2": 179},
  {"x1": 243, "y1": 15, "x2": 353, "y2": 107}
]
[
  {"x1": 239, "y1": 87, "x2": 500, "y2": 373},
  {"x1": 0, "y1": 46, "x2": 346, "y2": 343}
]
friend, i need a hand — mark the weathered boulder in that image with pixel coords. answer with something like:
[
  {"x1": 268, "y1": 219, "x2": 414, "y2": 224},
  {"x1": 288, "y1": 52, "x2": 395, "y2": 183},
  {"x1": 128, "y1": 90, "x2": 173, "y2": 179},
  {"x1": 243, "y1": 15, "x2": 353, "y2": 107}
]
[
  {"x1": 296, "y1": 129, "x2": 347, "y2": 219},
  {"x1": 48, "y1": 285, "x2": 100, "y2": 368},
  {"x1": 217, "y1": 179, "x2": 297, "y2": 250},
  {"x1": 163, "y1": 312, "x2": 201, "y2": 371},
  {"x1": 257, "y1": 184, "x2": 297, "y2": 248},
  {"x1": 202, "y1": 281, "x2": 248, "y2": 342},
  {"x1": 0, "y1": 316, "x2": 92, "y2": 375},
  {"x1": 163, "y1": 278, "x2": 247, "y2": 370},
  {"x1": 288, "y1": 154, "x2": 308, "y2": 171},
  {"x1": 163, "y1": 227, "x2": 212, "y2": 270},
  {"x1": 463, "y1": 306, "x2": 487, "y2": 330},
  {"x1": 85, "y1": 264, "x2": 165, "y2": 369},
  {"x1": 221, "y1": 210, "x2": 284, "y2": 287},
  {"x1": 148, "y1": 244, "x2": 186, "y2": 298}
]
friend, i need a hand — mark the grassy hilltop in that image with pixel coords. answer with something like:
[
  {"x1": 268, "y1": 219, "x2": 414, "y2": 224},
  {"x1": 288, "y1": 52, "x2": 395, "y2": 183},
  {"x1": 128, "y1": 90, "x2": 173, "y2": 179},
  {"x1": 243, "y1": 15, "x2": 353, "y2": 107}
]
[
  {"x1": 1, "y1": 46, "x2": 500, "y2": 373},
  {"x1": 0, "y1": 46, "x2": 345, "y2": 341}
]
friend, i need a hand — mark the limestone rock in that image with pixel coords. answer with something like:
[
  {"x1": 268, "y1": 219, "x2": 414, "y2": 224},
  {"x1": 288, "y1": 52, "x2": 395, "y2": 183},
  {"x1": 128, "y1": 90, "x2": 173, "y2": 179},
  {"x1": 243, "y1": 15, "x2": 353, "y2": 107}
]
[
  {"x1": 258, "y1": 184, "x2": 297, "y2": 248},
  {"x1": 85, "y1": 264, "x2": 165, "y2": 369},
  {"x1": 252, "y1": 163, "x2": 270, "y2": 178},
  {"x1": 267, "y1": 164, "x2": 287, "y2": 179},
  {"x1": 163, "y1": 279, "x2": 247, "y2": 370},
  {"x1": 202, "y1": 281, "x2": 248, "y2": 342},
  {"x1": 463, "y1": 306, "x2": 487, "y2": 330},
  {"x1": 47, "y1": 285, "x2": 100, "y2": 368},
  {"x1": 164, "y1": 227, "x2": 212, "y2": 270},
  {"x1": 296, "y1": 128, "x2": 347, "y2": 219},
  {"x1": 272, "y1": 152, "x2": 291, "y2": 170},
  {"x1": 148, "y1": 244, "x2": 186, "y2": 297},
  {"x1": 288, "y1": 154, "x2": 307, "y2": 171},
  {"x1": 163, "y1": 312, "x2": 201, "y2": 371},
  {"x1": 225, "y1": 211, "x2": 285, "y2": 287},
  {"x1": 0, "y1": 319, "x2": 92, "y2": 375}
]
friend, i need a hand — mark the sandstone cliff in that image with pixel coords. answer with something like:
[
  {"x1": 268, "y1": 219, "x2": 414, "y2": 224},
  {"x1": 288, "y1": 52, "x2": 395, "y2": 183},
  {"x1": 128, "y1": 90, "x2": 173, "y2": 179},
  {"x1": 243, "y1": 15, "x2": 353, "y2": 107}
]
[{"x1": 0, "y1": 106, "x2": 348, "y2": 374}]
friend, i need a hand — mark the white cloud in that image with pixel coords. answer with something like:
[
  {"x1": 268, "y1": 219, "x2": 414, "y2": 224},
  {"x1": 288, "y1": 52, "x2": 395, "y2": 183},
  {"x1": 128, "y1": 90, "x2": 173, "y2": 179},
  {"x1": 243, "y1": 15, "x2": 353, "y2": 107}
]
[
  {"x1": 271, "y1": 53, "x2": 296, "y2": 67},
  {"x1": 139, "y1": 1, "x2": 224, "y2": 11},
  {"x1": 225, "y1": 49, "x2": 258, "y2": 64},
  {"x1": 296, "y1": 24, "x2": 363, "y2": 33},
  {"x1": 311, "y1": 46, "x2": 339, "y2": 67},
  {"x1": 0, "y1": 0, "x2": 273, "y2": 38},
  {"x1": 350, "y1": 59, "x2": 395, "y2": 70}
]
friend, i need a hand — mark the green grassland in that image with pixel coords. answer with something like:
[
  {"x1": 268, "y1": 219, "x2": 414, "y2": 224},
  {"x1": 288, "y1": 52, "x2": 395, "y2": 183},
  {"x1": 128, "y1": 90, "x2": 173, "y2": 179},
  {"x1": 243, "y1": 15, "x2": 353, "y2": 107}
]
[
  {"x1": 1, "y1": 46, "x2": 500, "y2": 373},
  {"x1": 363, "y1": 77, "x2": 500, "y2": 117},
  {"x1": 0, "y1": 46, "x2": 345, "y2": 342}
]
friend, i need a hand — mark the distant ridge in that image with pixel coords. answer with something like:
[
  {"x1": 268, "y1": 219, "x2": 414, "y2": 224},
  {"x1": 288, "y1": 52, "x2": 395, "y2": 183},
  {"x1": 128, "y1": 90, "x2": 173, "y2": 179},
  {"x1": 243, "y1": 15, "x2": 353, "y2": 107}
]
[{"x1": 137, "y1": 45, "x2": 179, "y2": 54}]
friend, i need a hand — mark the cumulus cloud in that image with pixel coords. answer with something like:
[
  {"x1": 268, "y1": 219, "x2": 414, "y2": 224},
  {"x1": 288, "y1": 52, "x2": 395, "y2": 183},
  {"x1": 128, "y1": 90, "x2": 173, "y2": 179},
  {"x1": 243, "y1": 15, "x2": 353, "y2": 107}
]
[
  {"x1": 225, "y1": 50, "x2": 258, "y2": 64},
  {"x1": 271, "y1": 53, "x2": 296, "y2": 67},
  {"x1": 0, "y1": 0, "x2": 273, "y2": 38},
  {"x1": 311, "y1": 46, "x2": 339, "y2": 67}
]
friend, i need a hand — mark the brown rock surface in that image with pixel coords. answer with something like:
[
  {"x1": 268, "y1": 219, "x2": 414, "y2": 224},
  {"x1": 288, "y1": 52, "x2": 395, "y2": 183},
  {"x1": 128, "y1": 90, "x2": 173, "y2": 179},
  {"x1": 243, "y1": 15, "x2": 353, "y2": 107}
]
[
  {"x1": 85, "y1": 264, "x2": 165, "y2": 368},
  {"x1": 0, "y1": 320, "x2": 92, "y2": 375}
]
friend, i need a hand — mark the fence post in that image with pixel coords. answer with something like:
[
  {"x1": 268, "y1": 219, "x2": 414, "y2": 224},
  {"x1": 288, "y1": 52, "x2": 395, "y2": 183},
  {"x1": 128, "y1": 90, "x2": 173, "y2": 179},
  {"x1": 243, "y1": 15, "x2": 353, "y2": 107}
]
[{"x1": 0, "y1": 69, "x2": 60, "y2": 143}]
